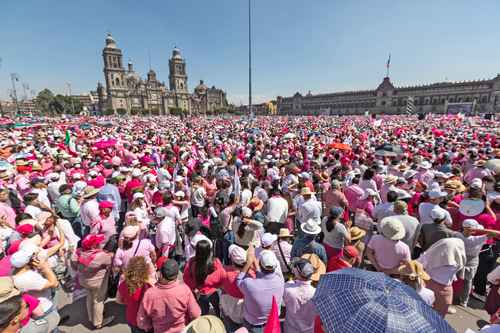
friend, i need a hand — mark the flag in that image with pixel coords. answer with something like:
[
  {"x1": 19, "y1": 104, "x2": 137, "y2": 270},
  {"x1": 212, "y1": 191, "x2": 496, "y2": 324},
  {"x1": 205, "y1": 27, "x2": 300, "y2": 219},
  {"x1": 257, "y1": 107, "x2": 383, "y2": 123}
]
[
  {"x1": 233, "y1": 165, "x2": 241, "y2": 200},
  {"x1": 263, "y1": 296, "x2": 281, "y2": 333},
  {"x1": 386, "y1": 53, "x2": 391, "y2": 69},
  {"x1": 64, "y1": 130, "x2": 77, "y2": 155}
]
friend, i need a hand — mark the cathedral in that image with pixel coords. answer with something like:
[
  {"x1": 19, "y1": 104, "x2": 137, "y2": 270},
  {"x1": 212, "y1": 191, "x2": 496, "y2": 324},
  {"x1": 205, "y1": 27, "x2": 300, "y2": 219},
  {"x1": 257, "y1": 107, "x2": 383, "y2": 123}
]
[{"x1": 96, "y1": 33, "x2": 228, "y2": 115}]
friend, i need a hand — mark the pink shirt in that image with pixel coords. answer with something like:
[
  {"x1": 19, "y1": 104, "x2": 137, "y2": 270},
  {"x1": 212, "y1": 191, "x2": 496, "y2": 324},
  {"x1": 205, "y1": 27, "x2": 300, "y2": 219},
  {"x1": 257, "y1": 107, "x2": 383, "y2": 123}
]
[
  {"x1": 344, "y1": 184, "x2": 364, "y2": 212},
  {"x1": 114, "y1": 238, "x2": 155, "y2": 269},
  {"x1": 0, "y1": 202, "x2": 16, "y2": 228},
  {"x1": 90, "y1": 215, "x2": 117, "y2": 244},
  {"x1": 137, "y1": 281, "x2": 201, "y2": 333},
  {"x1": 368, "y1": 234, "x2": 411, "y2": 270}
]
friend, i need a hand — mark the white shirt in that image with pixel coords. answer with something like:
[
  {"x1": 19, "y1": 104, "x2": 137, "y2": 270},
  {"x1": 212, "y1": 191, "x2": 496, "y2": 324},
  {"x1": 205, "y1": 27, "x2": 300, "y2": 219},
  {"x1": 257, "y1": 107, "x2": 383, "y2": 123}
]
[
  {"x1": 191, "y1": 186, "x2": 206, "y2": 207},
  {"x1": 297, "y1": 198, "x2": 322, "y2": 225},
  {"x1": 461, "y1": 235, "x2": 488, "y2": 259},
  {"x1": 418, "y1": 287, "x2": 435, "y2": 307},
  {"x1": 241, "y1": 189, "x2": 252, "y2": 207},
  {"x1": 156, "y1": 217, "x2": 176, "y2": 249},
  {"x1": 80, "y1": 199, "x2": 99, "y2": 226},
  {"x1": 32, "y1": 188, "x2": 51, "y2": 209},
  {"x1": 24, "y1": 205, "x2": 42, "y2": 220},
  {"x1": 426, "y1": 265, "x2": 459, "y2": 286},
  {"x1": 373, "y1": 202, "x2": 395, "y2": 221},
  {"x1": 266, "y1": 196, "x2": 289, "y2": 224},
  {"x1": 418, "y1": 203, "x2": 452, "y2": 225}
]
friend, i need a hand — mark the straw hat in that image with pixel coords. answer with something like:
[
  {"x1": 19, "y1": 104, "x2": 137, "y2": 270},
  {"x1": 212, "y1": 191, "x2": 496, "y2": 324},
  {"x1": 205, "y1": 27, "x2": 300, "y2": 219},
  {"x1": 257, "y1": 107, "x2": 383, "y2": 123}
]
[
  {"x1": 300, "y1": 253, "x2": 326, "y2": 282},
  {"x1": 350, "y1": 227, "x2": 366, "y2": 241},
  {"x1": 379, "y1": 217, "x2": 405, "y2": 241},
  {"x1": 300, "y1": 187, "x2": 315, "y2": 196},
  {"x1": 278, "y1": 228, "x2": 292, "y2": 238},
  {"x1": 82, "y1": 186, "x2": 100, "y2": 199},
  {"x1": 384, "y1": 175, "x2": 398, "y2": 185},
  {"x1": 396, "y1": 260, "x2": 430, "y2": 281},
  {"x1": 184, "y1": 315, "x2": 225, "y2": 333},
  {"x1": 0, "y1": 277, "x2": 20, "y2": 303},
  {"x1": 444, "y1": 180, "x2": 466, "y2": 193}
]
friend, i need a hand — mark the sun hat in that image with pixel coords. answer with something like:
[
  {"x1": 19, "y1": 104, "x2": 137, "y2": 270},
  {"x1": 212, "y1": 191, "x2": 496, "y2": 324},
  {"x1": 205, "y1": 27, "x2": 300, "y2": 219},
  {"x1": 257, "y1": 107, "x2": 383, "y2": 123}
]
[
  {"x1": 261, "y1": 233, "x2": 278, "y2": 247},
  {"x1": 379, "y1": 217, "x2": 405, "y2": 241},
  {"x1": 228, "y1": 245, "x2": 247, "y2": 266},
  {"x1": 428, "y1": 189, "x2": 448, "y2": 199},
  {"x1": 470, "y1": 178, "x2": 483, "y2": 189},
  {"x1": 72, "y1": 173, "x2": 83, "y2": 180},
  {"x1": 384, "y1": 175, "x2": 398, "y2": 185},
  {"x1": 403, "y1": 170, "x2": 418, "y2": 179},
  {"x1": 133, "y1": 192, "x2": 145, "y2": 201},
  {"x1": 82, "y1": 186, "x2": 99, "y2": 199},
  {"x1": 191, "y1": 234, "x2": 213, "y2": 248},
  {"x1": 300, "y1": 253, "x2": 326, "y2": 282},
  {"x1": 418, "y1": 161, "x2": 432, "y2": 169},
  {"x1": 300, "y1": 187, "x2": 315, "y2": 196},
  {"x1": 360, "y1": 188, "x2": 377, "y2": 200},
  {"x1": 131, "y1": 168, "x2": 142, "y2": 178},
  {"x1": 98, "y1": 201, "x2": 114, "y2": 209},
  {"x1": 81, "y1": 234, "x2": 105, "y2": 250},
  {"x1": 474, "y1": 160, "x2": 486, "y2": 167},
  {"x1": 459, "y1": 199, "x2": 485, "y2": 217},
  {"x1": 292, "y1": 258, "x2": 315, "y2": 280},
  {"x1": 350, "y1": 227, "x2": 366, "y2": 241},
  {"x1": 300, "y1": 219, "x2": 321, "y2": 235},
  {"x1": 462, "y1": 219, "x2": 483, "y2": 229},
  {"x1": 278, "y1": 228, "x2": 292, "y2": 238},
  {"x1": 259, "y1": 251, "x2": 278, "y2": 270},
  {"x1": 122, "y1": 225, "x2": 140, "y2": 239},
  {"x1": 241, "y1": 207, "x2": 253, "y2": 218},
  {"x1": 430, "y1": 206, "x2": 447, "y2": 221},
  {"x1": 444, "y1": 180, "x2": 466, "y2": 193},
  {"x1": 0, "y1": 277, "x2": 20, "y2": 303},
  {"x1": 397, "y1": 260, "x2": 430, "y2": 281},
  {"x1": 184, "y1": 315, "x2": 225, "y2": 333}
]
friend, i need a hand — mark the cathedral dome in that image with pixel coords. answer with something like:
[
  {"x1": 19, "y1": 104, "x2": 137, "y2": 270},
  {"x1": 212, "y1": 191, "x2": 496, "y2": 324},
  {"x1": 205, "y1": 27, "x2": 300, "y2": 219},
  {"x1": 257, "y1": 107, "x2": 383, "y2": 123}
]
[
  {"x1": 172, "y1": 47, "x2": 183, "y2": 60},
  {"x1": 105, "y1": 33, "x2": 117, "y2": 49},
  {"x1": 195, "y1": 80, "x2": 208, "y2": 94}
]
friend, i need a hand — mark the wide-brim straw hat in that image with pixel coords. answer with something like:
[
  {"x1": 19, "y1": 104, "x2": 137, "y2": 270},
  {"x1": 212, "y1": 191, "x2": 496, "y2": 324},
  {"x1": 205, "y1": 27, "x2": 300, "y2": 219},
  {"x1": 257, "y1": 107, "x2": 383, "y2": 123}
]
[
  {"x1": 397, "y1": 260, "x2": 430, "y2": 281},
  {"x1": 278, "y1": 228, "x2": 292, "y2": 238},
  {"x1": 301, "y1": 253, "x2": 326, "y2": 282},
  {"x1": 350, "y1": 227, "x2": 366, "y2": 241},
  {"x1": 82, "y1": 186, "x2": 100, "y2": 199},
  {"x1": 184, "y1": 315, "x2": 225, "y2": 333}
]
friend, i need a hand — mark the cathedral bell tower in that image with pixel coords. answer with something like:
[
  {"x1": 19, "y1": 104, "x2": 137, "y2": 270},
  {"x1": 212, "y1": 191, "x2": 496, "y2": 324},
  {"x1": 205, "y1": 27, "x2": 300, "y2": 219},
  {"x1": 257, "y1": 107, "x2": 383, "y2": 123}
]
[
  {"x1": 102, "y1": 33, "x2": 128, "y2": 112},
  {"x1": 169, "y1": 47, "x2": 188, "y2": 93}
]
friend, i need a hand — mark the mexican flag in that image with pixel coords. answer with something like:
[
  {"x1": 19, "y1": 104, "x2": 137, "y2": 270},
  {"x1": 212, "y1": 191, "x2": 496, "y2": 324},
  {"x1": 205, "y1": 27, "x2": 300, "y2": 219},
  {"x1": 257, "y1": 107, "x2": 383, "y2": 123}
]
[{"x1": 65, "y1": 130, "x2": 77, "y2": 155}]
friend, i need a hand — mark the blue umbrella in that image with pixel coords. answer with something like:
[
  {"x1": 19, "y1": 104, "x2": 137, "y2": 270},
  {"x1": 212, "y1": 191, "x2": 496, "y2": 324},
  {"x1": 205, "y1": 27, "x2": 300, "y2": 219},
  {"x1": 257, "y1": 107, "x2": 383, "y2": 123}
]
[{"x1": 312, "y1": 268, "x2": 455, "y2": 333}]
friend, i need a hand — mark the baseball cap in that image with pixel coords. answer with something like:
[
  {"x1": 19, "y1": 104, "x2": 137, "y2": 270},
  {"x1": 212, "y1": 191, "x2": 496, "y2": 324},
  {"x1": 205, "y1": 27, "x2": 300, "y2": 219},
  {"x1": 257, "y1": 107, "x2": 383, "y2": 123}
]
[
  {"x1": 292, "y1": 258, "x2": 315, "y2": 280},
  {"x1": 430, "y1": 206, "x2": 446, "y2": 221},
  {"x1": 261, "y1": 233, "x2": 278, "y2": 248},
  {"x1": 259, "y1": 251, "x2": 278, "y2": 270},
  {"x1": 228, "y1": 245, "x2": 247, "y2": 266}
]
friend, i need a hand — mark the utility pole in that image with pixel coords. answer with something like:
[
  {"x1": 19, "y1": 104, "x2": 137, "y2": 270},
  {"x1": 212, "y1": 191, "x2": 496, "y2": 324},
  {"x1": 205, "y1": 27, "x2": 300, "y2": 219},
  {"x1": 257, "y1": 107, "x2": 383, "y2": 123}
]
[
  {"x1": 10, "y1": 73, "x2": 20, "y2": 116},
  {"x1": 248, "y1": 0, "x2": 253, "y2": 119}
]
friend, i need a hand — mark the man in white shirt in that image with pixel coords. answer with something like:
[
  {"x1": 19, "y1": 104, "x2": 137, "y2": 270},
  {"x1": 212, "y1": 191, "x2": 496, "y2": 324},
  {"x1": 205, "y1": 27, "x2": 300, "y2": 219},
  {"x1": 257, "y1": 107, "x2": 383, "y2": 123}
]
[
  {"x1": 155, "y1": 209, "x2": 176, "y2": 257},
  {"x1": 418, "y1": 189, "x2": 452, "y2": 225},
  {"x1": 296, "y1": 188, "x2": 321, "y2": 226},
  {"x1": 373, "y1": 190, "x2": 398, "y2": 222},
  {"x1": 266, "y1": 188, "x2": 289, "y2": 234},
  {"x1": 80, "y1": 187, "x2": 100, "y2": 231}
]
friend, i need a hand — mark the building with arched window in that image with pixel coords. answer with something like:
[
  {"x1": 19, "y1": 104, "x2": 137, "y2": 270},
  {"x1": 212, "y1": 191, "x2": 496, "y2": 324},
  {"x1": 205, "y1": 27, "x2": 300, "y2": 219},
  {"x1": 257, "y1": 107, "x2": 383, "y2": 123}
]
[
  {"x1": 277, "y1": 75, "x2": 500, "y2": 115},
  {"x1": 98, "y1": 33, "x2": 227, "y2": 115}
]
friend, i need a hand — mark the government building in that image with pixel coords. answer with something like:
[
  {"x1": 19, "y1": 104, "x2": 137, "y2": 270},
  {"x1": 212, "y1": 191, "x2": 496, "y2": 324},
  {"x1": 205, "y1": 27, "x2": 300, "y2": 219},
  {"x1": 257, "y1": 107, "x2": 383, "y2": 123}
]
[
  {"x1": 96, "y1": 33, "x2": 228, "y2": 115},
  {"x1": 277, "y1": 75, "x2": 500, "y2": 116}
]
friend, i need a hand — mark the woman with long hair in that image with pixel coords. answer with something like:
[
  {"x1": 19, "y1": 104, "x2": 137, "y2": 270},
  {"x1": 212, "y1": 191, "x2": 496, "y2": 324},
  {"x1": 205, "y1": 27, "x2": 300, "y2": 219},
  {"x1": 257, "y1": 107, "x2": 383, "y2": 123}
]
[
  {"x1": 183, "y1": 239, "x2": 225, "y2": 316},
  {"x1": 118, "y1": 256, "x2": 154, "y2": 333}
]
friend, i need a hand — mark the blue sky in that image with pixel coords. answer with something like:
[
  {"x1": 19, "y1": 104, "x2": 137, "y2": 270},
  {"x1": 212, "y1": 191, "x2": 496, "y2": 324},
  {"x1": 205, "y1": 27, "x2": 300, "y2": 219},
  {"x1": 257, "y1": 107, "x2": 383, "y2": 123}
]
[{"x1": 1, "y1": 0, "x2": 500, "y2": 104}]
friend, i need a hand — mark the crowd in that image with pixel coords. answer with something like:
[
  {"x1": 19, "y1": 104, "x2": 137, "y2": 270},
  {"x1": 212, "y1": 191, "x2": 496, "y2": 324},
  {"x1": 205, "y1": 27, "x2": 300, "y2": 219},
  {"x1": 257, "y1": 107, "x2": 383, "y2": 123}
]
[{"x1": 0, "y1": 114, "x2": 499, "y2": 333}]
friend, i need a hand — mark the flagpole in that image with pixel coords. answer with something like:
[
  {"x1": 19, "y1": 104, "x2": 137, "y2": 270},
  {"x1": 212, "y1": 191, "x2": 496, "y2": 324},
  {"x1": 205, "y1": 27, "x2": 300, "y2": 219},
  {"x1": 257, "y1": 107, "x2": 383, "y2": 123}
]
[
  {"x1": 386, "y1": 53, "x2": 390, "y2": 78},
  {"x1": 10, "y1": 74, "x2": 20, "y2": 116},
  {"x1": 248, "y1": 0, "x2": 253, "y2": 119}
]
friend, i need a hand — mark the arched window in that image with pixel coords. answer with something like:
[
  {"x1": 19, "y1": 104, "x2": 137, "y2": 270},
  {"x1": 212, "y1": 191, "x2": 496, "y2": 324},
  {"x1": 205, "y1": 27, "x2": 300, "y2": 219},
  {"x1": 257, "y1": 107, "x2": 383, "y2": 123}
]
[
  {"x1": 481, "y1": 96, "x2": 488, "y2": 103},
  {"x1": 115, "y1": 77, "x2": 121, "y2": 86},
  {"x1": 457, "y1": 97, "x2": 462, "y2": 102},
  {"x1": 440, "y1": 98, "x2": 445, "y2": 104},
  {"x1": 465, "y1": 97, "x2": 471, "y2": 102},
  {"x1": 449, "y1": 97, "x2": 455, "y2": 103}
]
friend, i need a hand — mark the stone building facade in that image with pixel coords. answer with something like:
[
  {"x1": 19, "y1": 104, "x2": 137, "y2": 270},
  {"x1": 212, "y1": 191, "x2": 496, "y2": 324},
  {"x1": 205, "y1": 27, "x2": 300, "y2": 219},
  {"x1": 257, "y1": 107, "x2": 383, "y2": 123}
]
[
  {"x1": 97, "y1": 33, "x2": 227, "y2": 115},
  {"x1": 190, "y1": 80, "x2": 228, "y2": 114},
  {"x1": 277, "y1": 75, "x2": 500, "y2": 116}
]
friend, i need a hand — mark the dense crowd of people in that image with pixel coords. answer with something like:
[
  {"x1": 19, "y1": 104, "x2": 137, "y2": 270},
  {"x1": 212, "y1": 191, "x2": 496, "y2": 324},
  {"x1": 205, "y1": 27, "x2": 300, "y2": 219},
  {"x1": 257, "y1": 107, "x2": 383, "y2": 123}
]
[{"x1": 0, "y1": 114, "x2": 499, "y2": 333}]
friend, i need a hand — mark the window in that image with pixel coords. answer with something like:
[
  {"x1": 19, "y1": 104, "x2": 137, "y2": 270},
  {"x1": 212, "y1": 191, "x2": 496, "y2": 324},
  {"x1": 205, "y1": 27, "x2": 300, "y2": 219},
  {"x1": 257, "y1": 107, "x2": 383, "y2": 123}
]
[
  {"x1": 449, "y1": 97, "x2": 455, "y2": 103},
  {"x1": 115, "y1": 78, "x2": 120, "y2": 86},
  {"x1": 381, "y1": 101, "x2": 386, "y2": 106},
  {"x1": 481, "y1": 96, "x2": 488, "y2": 103}
]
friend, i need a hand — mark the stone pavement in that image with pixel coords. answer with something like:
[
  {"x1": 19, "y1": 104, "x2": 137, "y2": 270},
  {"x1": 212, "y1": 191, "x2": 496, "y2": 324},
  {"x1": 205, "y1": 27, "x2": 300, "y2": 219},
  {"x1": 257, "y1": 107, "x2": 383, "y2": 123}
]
[{"x1": 58, "y1": 289, "x2": 492, "y2": 333}]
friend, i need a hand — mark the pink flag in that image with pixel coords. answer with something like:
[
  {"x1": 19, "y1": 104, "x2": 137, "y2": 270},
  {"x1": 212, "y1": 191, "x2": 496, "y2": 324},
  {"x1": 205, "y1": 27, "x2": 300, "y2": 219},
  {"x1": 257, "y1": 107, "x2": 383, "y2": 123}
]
[{"x1": 264, "y1": 296, "x2": 281, "y2": 333}]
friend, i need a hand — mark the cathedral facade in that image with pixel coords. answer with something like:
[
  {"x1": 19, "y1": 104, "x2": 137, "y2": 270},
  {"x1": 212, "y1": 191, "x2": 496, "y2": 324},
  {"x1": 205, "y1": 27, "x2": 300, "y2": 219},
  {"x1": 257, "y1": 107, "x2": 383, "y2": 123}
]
[
  {"x1": 277, "y1": 75, "x2": 500, "y2": 116},
  {"x1": 97, "y1": 34, "x2": 227, "y2": 115}
]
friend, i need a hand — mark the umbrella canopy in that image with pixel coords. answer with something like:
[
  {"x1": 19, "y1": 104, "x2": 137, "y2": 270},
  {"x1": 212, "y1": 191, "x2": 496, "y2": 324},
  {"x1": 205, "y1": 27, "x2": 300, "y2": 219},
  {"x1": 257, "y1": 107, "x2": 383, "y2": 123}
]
[
  {"x1": 485, "y1": 159, "x2": 500, "y2": 175},
  {"x1": 93, "y1": 139, "x2": 117, "y2": 150},
  {"x1": 330, "y1": 142, "x2": 351, "y2": 151},
  {"x1": 312, "y1": 268, "x2": 454, "y2": 333},
  {"x1": 375, "y1": 150, "x2": 398, "y2": 157},
  {"x1": 375, "y1": 143, "x2": 404, "y2": 155}
]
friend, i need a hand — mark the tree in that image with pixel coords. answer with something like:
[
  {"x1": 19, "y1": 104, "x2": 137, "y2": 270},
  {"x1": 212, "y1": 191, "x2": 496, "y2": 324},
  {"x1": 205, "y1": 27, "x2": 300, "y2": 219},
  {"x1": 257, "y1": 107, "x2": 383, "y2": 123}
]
[{"x1": 35, "y1": 89, "x2": 55, "y2": 115}]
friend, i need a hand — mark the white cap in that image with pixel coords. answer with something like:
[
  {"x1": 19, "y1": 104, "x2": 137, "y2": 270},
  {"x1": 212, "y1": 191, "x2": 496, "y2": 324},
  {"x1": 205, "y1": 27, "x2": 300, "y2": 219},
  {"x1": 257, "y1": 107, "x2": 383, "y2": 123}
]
[
  {"x1": 174, "y1": 191, "x2": 185, "y2": 198},
  {"x1": 88, "y1": 170, "x2": 98, "y2": 177},
  {"x1": 132, "y1": 169, "x2": 142, "y2": 177},
  {"x1": 191, "y1": 234, "x2": 213, "y2": 248},
  {"x1": 261, "y1": 233, "x2": 278, "y2": 248},
  {"x1": 259, "y1": 251, "x2": 278, "y2": 270},
  {"x1": 175, "y1": 175, "x2": 184, "y2": 182},
  {"x1": 428, "y1": 190, "x2": 447, "y2": 199},
  {"x1": 228, "y1": 244, "x2": 247, "y2": 266},
  {"x1": 242, "y1": 207, "x2": 253, "y2": 218},
  {"x1": 462, "y1": 219, "x2": 482, "y2": 229},
  {"x1": 430, "y1": 206, "x2": 447, "y2": 221},
  {"x1": 111, "y1": 171, "x2": 121, "y2": 178},
  {"x1": 133, "y1": 192, "x2": 145, "y2": 201},
  {"x1": 72, "y1": 173, "x2": 83, "y2": 180},
  {"x1": 48, "y1": 173, "x2": 60, "y2": 180},
  {"x1": 298, "y1": 172, "x2": 310, "y2": 179},
  {"x1": 470, "y1": 178, "x2": 483, "y2": 189}
]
